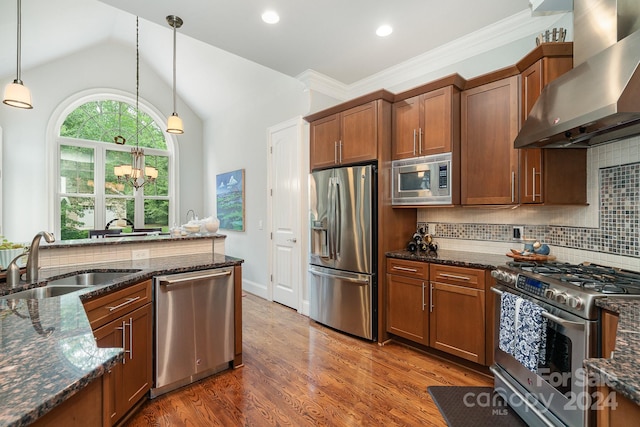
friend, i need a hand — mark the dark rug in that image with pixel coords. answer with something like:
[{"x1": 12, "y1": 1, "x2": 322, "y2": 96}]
[{"x1": 428, "y1": 386, "x2": 527, "y2": 427}]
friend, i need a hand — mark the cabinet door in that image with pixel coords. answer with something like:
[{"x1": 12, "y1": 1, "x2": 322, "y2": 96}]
[
  {"x1": 392, "y1": 96, "x2": 421, "y2": 160},
  {"x1": 386, "y1": 274, "x2": 428, "y2": 345},
  {"x1": 94, "y1": 303, "x2": 152, "y2": 425},
  {"x1": 420, "y1": 86, "x2": 453, "y2": 156},
  {"x1": 429, "y1": 282, "x2": 485, "y2": 364},
  {"x1": 121, "y1": 303, "x2": 152, "y2": 413},
  {"x1": 340, "y1": 101, "x2": 377, "y2": 165},
  {"x1": 461, "y1": 76, "x2": 519, "y2": 205},
  {"x1": 310, "y1": 114, "x2": 340, "y2": 170}
]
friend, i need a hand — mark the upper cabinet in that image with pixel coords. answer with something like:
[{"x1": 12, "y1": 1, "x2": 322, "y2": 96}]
[
  {"x1": 392, "y1": 75, "x2": 463, "y2": 160},
  {"x1": 307, "y1": 91, "x2": 394, "y2": 170},
  {"x1": 461, "y1": 73, "x2": 520, "y2": 205},
  {"x1": 517, "y1": 44, "x2": 587, "y2": 205}
]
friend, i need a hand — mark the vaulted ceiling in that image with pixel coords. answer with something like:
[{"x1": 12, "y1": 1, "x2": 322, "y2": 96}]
[{"x1": 1, "y1": 0, "x2": 568, "y2": 119}]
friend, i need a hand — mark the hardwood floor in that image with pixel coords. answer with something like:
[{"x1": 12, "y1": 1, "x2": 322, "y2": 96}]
[{"x1": 125, "y1": 294, "x2": 492, "y2": 426}]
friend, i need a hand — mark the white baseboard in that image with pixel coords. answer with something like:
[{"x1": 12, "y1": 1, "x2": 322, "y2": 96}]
[{"x1": 242, "y1": 278, "x2": 267, "y2": 300}]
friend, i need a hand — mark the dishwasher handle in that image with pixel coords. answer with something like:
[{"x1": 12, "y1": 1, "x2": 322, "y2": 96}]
[{"x1": 158, "y1": 270, "x2": 232, "y2": 287}]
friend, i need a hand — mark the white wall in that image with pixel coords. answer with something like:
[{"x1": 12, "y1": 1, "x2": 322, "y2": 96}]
[
  {"x1": 0, "y1": 40, "x2": 203, "y2": 242},
  {"x1": 203, "y1": 67, "x2": 307, "y2": 296}
]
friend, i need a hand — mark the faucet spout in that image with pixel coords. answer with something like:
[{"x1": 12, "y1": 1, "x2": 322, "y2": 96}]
[{"x1": 25, "y1": 231, "x2": 55, "y2": 283}]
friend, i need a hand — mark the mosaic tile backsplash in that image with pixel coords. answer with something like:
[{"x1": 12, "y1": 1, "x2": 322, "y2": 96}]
[{"x1": 418, "y1": 137, "x2": 640, "y2": 261}]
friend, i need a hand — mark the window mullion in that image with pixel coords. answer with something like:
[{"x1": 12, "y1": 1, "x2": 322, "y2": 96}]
[{"x1": 95, "y1": 147, "x2": 106, "y2": 230}]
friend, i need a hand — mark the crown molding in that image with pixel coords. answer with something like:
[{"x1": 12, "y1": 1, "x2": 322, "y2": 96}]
[
  {"x1": 296, "y1": 69, "x2": 349, "y2": 101},
  {"x1": 297, "y1": 9, "x2": 571, "y2": 99}
]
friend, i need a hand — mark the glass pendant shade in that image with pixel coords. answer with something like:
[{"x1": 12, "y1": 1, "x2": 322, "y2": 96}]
[
  {"x1": 3, "y1": 80, "x2": 32, "y2": 109},
  {"x1": 166, "y1": 113, "x2": 184, "y2": 134}
]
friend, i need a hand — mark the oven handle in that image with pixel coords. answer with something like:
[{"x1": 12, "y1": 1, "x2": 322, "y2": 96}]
[
  {"x1": 490, "y1": 287, "x2": 585, "y2": 330},
  {"x1": 490, "y1": 365, "x2": 557, "y2": 427}
]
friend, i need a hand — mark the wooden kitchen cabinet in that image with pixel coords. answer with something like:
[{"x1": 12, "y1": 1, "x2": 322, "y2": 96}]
[
  {"x1": 84, "y1": 280, "x2": 152, "y2": 426},
  {"x1": 596, "y1": 309, "x2": 640, "y2": 426},
  {"x1": 309, "y1": 101, "x2": 378, "y2": 170},
  {"x1": 518, "y1": 45, "x2": 587, "y2": 205},
  {"x1": 429, "y1": 264, "x2": 485, "y2": 364},
  {"x1": 392, "y1": 82, "x2": 461, "y2": 160},
  {"x1": 386, "y1": 258, "x2": 429, "y2": 345},
  {"x1": 31, "y1": 376, "x2": 104, "y2": 427},
  {"x1": 461, "y1": 74, "x2": 520, "y2": 205}
]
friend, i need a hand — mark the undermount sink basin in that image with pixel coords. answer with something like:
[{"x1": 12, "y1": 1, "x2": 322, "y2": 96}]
[
  {"x1": 1, "y1": 285, "x2": 90, "y2": 300},
  {"x1": 46, "y1": 271, "x2": 138, "y2": 287},
  {"x1": 0, "y1": 270, "x2": 140, "y2": 300}
]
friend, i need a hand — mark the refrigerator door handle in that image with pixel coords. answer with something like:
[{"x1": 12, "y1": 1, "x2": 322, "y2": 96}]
[
  {"x1": 334, "y1": 179, "x2": 341, "y2": 258},
  {"x1": 327, "y1": 177, "x2": 335, "y2": 259},
  {"x1": 309, "y1": 268, "x2": 370, "y2": 285}
]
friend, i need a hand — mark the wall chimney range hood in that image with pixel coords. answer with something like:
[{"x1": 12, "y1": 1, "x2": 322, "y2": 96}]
[{"x1": 515, "y1": 0, "x2": 640, "y2": 148}]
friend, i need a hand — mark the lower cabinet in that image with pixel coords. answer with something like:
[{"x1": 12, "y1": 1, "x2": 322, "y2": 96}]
[
  {"x1": 83, "y1": 280, "x2": 153, "y2": 426},
  {"x1": 429, "y1": 264, "x2": 486, "y2": 364},
  {"x1": 386, "y1": 258, "x2": 429, "y2": 345},
  {"x1": 386, "y1": 257, "x2": 488, "y2": 365},
  {"x1": 31, "y1": 375, "x2": 104, "y2": 427}
]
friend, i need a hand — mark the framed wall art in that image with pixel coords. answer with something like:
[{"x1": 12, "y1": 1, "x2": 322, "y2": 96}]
[{"x1": 216, "y1": 169, "x2": 245, "y2": 231}]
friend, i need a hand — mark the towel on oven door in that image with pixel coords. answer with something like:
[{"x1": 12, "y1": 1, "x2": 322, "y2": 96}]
[
  {"x1": 514, "y1": 298, "x2": 548, "y2": 373},
  {"x1": 498, "y1": 292, "x2": 519, "y2": 356}
]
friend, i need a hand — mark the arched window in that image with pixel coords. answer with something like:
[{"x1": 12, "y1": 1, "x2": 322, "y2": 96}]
[{"x1": 54, "y1": 94, "x2": 175, "y2": 240}]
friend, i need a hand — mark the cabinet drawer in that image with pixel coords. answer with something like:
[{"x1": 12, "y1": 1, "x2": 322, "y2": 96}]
[
  {"x1": 386, "y1": 258, "x2": 428, "y2": 279},
  {"x1": 83, "y1": 280, "x2": 152, "y2": 330},
  {"x1": 429, "y1": 264, "x2": 485, "y2": 289}
]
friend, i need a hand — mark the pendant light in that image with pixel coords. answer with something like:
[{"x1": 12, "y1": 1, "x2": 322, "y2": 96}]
[
  {"x1": 114, "y1": 17, "x2": 158, "y2": 190},
  {"x1": 3, "y1": 0, "x2": 32, "y2": 109},
  {"x1": 166, "y1": 15, "x2": 184, "y2": 134}
]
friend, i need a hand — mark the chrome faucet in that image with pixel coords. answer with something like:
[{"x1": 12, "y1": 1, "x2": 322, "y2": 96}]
[{"x1": 25, "y1": 231, "x2": 55, "y2": 283}]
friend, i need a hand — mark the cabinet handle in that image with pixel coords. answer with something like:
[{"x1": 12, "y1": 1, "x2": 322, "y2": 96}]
[
  {"x1": 128, "y1": 316, "x2": 133, "y2": 361},
  {"x1": 392, "y1": 266, "x2": 418, "y2": 273},
  {"x1": 429, "y1": 282, "x2": 434, "y2": 313},
  {"x1": 107, "y1": 296, "x2": 141, "y2": 312},
  {"x1": 339, "y1": 140, "x2": 343, "y2": 164},
  {"x1": 511, "y1": 171, "x2": 515, "y2": 203},
  {"x1": 422, "y1": 282, "x2": 426, "y2": 311},
  {"x1": 419, "y1": 128, "x2": 423, "y2": 154},
  {"x1": 413, "y1": 129, "x2": 417, "y2": 155},
  {"x1": 334, "y1": 141, "x2": 338, "y2": 164},
  {"x1": 532, "y1": 167, "x2": 541, "y2": 201},
  {"x1": 439, "y1": 273, "x2": 471, "y2": 281}
]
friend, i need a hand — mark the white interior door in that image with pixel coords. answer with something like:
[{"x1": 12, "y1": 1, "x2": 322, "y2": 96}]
[{"x1": 268, "y1": 118, "x2": 302, "y2": 310}]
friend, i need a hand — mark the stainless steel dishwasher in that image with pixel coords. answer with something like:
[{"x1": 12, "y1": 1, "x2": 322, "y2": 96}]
[{"x1": 150, "y1": 267, "x2": 234, "y2": 398}]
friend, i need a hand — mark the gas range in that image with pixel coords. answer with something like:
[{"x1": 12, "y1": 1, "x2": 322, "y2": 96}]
[{"x1": 491, "y1": 261, "x2": 640, "y2": 320}]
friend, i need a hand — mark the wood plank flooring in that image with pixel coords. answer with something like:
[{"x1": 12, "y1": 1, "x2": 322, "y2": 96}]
[{"x1": 125, "y1": 294, "x2": 492, "y2": 426}]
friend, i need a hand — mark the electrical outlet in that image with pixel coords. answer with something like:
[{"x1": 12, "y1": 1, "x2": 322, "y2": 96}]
[
  {"x1": 513, "y1": 226, "x2": 524, "y2": 240},
  {"x1": 131, "y1": 249, "x2": 150, "y2": 260}
]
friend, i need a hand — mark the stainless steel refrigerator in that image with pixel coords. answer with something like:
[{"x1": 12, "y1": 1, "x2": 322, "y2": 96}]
[{"x1": 309, "y1": 164, "x2": 376, "y2": 341}]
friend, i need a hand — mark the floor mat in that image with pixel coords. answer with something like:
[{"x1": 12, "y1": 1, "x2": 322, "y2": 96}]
[{"x1": 427, "y1": 386, "x2": 528, "y2": 427}]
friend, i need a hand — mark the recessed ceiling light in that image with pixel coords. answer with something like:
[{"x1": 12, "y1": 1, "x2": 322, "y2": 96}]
[
  {"x1": 376, "y1": 25, "x2": 393, "y2": 37},
  {"x1": 262, "y1": 10, "x2": 280, "y2": 24}
]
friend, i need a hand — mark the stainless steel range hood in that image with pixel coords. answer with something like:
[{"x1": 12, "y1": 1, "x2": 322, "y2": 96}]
[{"x1": 515, "y1": 0, "x2": 640, "y2": 148}]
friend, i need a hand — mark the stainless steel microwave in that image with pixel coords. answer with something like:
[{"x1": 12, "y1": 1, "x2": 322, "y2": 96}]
[{"x1": 392, "y1": 153, "x2": 452, "y2": 205}]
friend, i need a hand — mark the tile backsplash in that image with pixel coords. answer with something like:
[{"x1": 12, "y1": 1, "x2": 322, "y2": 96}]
[{"x1": 418, "y1": 136, "x2": 640, "y2": 269}]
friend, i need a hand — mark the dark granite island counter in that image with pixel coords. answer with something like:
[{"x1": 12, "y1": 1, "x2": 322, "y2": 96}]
[{"x1": 0, "y1": 253, "x2": 243, "y2": 427}]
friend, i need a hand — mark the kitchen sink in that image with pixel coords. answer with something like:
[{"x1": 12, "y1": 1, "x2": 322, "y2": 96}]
[
  {"x1": 46, "y1": 271, "x2": 138, "y2": 287},
  {"x1": 0, "y1": 285, "x2": 91, "y2": 300}
]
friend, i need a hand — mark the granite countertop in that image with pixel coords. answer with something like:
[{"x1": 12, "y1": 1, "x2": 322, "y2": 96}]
[
  {"x1": 41, "y1": 232, "x2": 225, "y2": 249},
  {"x1": 0, "y1": 253, "x2": 243, "y2": 427},
  {"x1": 386, "y1": 248, "x2": 512, "y2": 270},
  {"x1": 584, "y1": 298, "x2": 640, "y2": 405}
]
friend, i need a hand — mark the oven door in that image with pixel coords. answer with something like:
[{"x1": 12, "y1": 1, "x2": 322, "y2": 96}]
[{"x1": 491, "y1": 284, "x2": 597, "y2": 427}]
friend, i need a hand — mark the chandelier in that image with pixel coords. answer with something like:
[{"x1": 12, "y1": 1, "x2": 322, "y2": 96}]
[{"x1": 114, "y1": 17, "x2": 158, "y2": 190}]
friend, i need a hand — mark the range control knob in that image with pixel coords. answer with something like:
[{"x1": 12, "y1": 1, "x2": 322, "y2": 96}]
[
  {"x1": 567, "y1": 296, "x2": 584, "y2": 310},
  {"x1": 555, "y1": 292, "x2": 568, "y2": 304},
  {"x1": 544, "y1": 289, "x2": 557, "y2": 300}
]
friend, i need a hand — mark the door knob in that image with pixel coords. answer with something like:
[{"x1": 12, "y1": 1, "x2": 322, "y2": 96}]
[{"x1": 287, "y1": 238, "x2": 297, "y2": 243}]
